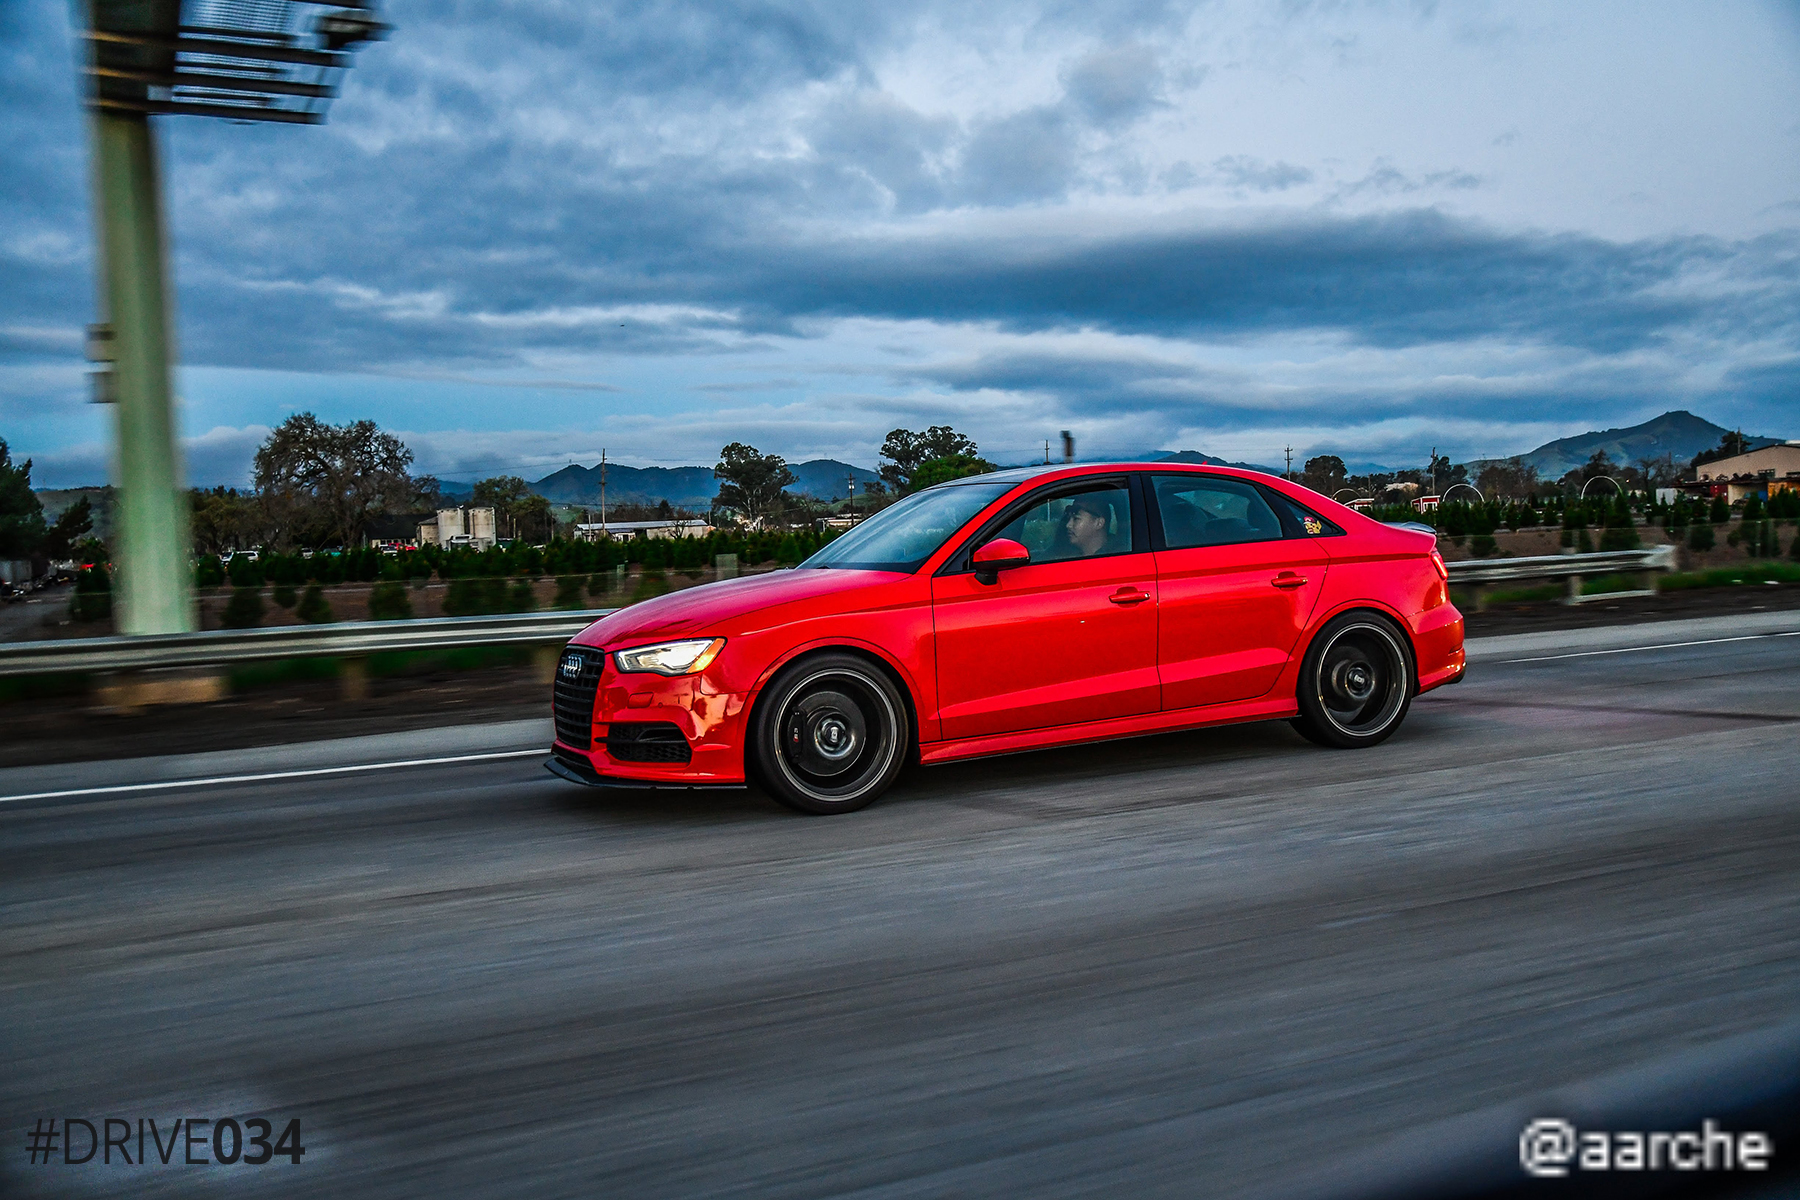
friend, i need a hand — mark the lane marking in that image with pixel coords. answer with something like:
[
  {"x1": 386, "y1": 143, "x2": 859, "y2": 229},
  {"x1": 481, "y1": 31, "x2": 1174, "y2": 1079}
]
[
  {"x1": 1498, "y1": 629, "x2": 1800, "y2": 664},
  {"x1": 0, "y1": 748, "x2": 547, "y2": 806}
]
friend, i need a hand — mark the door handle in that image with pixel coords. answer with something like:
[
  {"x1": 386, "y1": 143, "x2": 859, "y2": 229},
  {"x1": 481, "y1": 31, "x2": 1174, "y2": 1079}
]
[
  {"x1": 1109, "y1": 587, "x2": 1151, "y2": 605},
  {"x1": 1271, "y1": 572, "x2": 1307, "y2": 589}
]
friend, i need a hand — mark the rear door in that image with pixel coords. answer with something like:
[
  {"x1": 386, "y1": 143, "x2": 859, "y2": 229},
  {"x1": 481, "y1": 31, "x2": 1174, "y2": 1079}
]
[
  {"x1": 1148, "y1": 473, "x2": 1328, "y2": 709},
  {"x1": 931, "y1": 477, "x2": 1159, "y2": 740}
]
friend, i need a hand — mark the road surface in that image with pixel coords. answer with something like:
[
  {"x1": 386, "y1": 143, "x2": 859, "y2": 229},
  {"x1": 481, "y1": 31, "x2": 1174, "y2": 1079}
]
[{"x1": 4, "y1": 613, "x2": 1798, "y2": 1197}]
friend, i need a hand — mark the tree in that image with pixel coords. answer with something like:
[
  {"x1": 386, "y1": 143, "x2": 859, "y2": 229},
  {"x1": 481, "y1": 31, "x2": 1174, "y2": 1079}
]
[
  {"x1": 910, "y1": 453, "x2": 996, "y2": 490},
  {"x1": 472, "y1": 476, "x2": 534, "y2": 539},
  {"x1": 1300, "y1": 455, "x2": 1347, "y2": 496},
  {"x1": 252, "y1": 414, "x2": 420, "y2": 549},
  {"x1": 1475, "y1": 458, "x2": 1540, "y2": 501},
  {"x1": 880, "y1": 426, "x2": 979, "y2": 494},
  {"x1": 1633, "y1": 454, "x2": 1679, "y2": 487},
  {"x1": 714, "y1": 442, "x2": 797, "y2": 524},
  {"x1": 42, "y1": 495, "x2": 94, "y2": 560},
  {"x1": 0, "y1": 438, "x2": 46, "y2": 558},
  {"x1": 1692, "y1": 431, "x2": 1750, "y2": 470}
]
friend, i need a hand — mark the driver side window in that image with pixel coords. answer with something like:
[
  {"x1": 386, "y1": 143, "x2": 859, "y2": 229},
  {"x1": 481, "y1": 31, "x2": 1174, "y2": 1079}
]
[{"x1": 991, "y1": 482, "x2": 1134, "y2": 565}]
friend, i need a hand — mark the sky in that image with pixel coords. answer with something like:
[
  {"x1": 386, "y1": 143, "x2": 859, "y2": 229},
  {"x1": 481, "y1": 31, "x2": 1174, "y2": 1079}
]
[{"x1": 4, "y1": 0, "x2": 1799, "y2": 488}]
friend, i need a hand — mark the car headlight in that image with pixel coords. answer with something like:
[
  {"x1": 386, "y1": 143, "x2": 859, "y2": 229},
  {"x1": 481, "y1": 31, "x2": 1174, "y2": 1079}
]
[{"x1": 613, "y1": 637, "x2": 726, "y2": 676}]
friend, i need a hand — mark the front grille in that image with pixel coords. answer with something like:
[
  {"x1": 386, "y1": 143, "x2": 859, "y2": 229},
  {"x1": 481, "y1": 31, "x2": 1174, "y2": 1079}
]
[
  {"x1": 552, "y1": 646, "x2": 605, "y2": 749},
  {"x1": 606, "y1": 722, "x2": 693, "y2": 764}
]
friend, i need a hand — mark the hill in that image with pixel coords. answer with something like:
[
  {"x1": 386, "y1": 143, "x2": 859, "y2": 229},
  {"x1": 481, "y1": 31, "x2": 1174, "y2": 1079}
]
[
  {"x1": 474, "y1": 458, "x2": 882, "y2": 509},
  {"x1": 1509, "y1": 411, "x2": 1780, "y2": 479}
]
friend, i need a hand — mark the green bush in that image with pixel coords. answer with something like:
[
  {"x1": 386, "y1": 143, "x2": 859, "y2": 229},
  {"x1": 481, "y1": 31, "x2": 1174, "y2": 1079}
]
[
  {"x1": 195, "y1": 555, "x2": 225, "y2": 587},
  {"x1": 552, "y1": 576, "x2": 586, "y2": 609},
  {"x1": 296, "y1": 584, "x2": 334, "y2": 624},
  {"x1": 368, "y1": 580, "x2": 413, "y2": 621},
  {"x1": 480, "y1": 577, "x2": 508, "y2": 613},
  {"x1": 271, "y1": 582, "x2": 297, "y2": 609},
  {"x1": 1599, "y1": 524, "x2": 1640, "y2": 551},
  {"x1": 631, "y1": 568, "x2": 669, "y2": 603},
  {"x1": 1710, "y1": 495, "x2": 1731, "y2": 523},
  {"x1": 1469, "y1": 534, "x2": 1497, "y2": 557},
  {"x1": 219, "y1": 586, "x2": 265, "y2": 629},
  {"x1": 586, "y1": 572, "x2": 612, "y2": 598},
  {"x1": 507, "y1": 577, "x2": 538, "y2": 612},
  {"x1": 1687, "y1": 523, "x2": 1715, "y2": 551},
  {"x1": 69, "y1": 566, "x2": 112, "y2": 623}
]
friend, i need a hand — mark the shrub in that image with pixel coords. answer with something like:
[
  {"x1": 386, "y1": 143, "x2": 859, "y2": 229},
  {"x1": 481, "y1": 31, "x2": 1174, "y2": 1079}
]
[
  {"x1": 219, "y1": 586, "x2": 265, "y2": 629},
  {"x1": 1576, "y1": 527, "x2": 1593, "y2": 553},
  {"x1": 195, "y1": 555, "x2": 225, "y2": 588},
  {"x1": 271, "y1": 582, "x2": 297, "y2": 609},
  {"x1": 1688, "y1": 523, "x2": 1715, "y2": 552},
  {"x1": 480, "y1": 577, "x2": 508, "y2": 613},
  {"x1": 1469, "y1": 534, "x2": 1498, "y2": 558},
  {"x1": 586, "y1": 572, "x2": 612, "y2": 598},
  {"x1": 69, "y1": 566, "x2": 112, "y2": 623},
  {"x1": 1599, "y1": 524, "x2": 1639, "y2": 551},
  {"x1": 368, "y1": 580, "x2": 413, "y2": 621},
  {"x1": 631, "y1": 569, "x2": 669, "y2": 603},
  {"x1": 1709, "y1": 495, "x2": 1730, "y2": 523},
  {"x1": 443, "y1": 578, "x2": 482, "y2": 616},
  {"x1": 552, "y1": 576, "x2": 586, "y2": 609},
  {"x1": 507, "y1": 577, "x2": 537, "y2": 612},
  {"x1": 296, "y1": 584, "x2": 334, "y2": 624},
  {"x1": 227, "y1": 554, "x2": 264, "y2": 588}
]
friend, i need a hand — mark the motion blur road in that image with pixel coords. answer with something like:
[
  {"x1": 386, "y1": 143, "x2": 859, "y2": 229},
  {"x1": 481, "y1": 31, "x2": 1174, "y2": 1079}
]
[{"x1": 4, "y1": 614, "x2": 1798, "y2": 1197}]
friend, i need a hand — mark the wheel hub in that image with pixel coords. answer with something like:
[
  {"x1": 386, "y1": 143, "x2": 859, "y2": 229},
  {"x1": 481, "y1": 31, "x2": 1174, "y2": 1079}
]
[
  {"x1": 784, "y1": 690, "x2": 867, "y2": 778},
  {"x1": 1333, "y1": 660, "x2": 1376, "y2": 702}
]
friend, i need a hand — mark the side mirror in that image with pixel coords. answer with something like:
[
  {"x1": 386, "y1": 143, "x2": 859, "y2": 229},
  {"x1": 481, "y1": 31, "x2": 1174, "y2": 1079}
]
[{"x1": 972, "y1": 538, "x2": 1030, "y2": 583}]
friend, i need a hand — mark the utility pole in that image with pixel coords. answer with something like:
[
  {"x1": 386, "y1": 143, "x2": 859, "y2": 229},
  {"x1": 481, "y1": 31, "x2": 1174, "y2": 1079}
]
[
  {"x1": 1044, "y1": 439, "x2": 1050, "y2": 466},
  {"x1": 1284, "y1": 446, "x2": 1294, "y2": 479},
  {"x1": 599, "y1": 449, "x2": 608, "y2": 534},
  {"x1": 1429, "y1": 446, "x2": 1438, "y2": 497},
  {"x1": 1060, "y1": 430, "x2": 1075, "y2": 464}
]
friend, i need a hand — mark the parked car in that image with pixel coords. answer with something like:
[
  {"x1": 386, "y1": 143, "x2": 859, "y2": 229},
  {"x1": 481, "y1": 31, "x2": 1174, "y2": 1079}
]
[{"x1": 548, "y1": 463, "x2": 1465, "y2": 814}]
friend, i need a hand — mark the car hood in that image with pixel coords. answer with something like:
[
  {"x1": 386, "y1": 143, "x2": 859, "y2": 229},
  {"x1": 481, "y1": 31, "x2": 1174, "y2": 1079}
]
[{"x1": 571, "y1": 566, "x2": 911, "y2": 648}]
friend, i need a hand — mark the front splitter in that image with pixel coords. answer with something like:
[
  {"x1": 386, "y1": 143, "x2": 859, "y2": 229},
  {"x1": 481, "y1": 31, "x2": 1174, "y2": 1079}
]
[{"x1": 544, "y1": 753, "x2": 747, "y2": 791}]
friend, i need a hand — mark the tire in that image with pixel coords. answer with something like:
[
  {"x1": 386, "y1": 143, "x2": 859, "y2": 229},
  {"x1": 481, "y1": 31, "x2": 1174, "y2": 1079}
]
[
  {"x1": 1290, "y1": 612, "x2": 1415, "y2": 749},
  {"x1": 748, "y1": 653, "x2": 910, "y2": 814}
]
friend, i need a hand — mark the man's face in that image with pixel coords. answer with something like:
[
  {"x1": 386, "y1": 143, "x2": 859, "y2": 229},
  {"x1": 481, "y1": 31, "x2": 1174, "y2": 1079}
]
[{"x1": 1064, "y1": 505, "x2": 1109, "y2": 554}]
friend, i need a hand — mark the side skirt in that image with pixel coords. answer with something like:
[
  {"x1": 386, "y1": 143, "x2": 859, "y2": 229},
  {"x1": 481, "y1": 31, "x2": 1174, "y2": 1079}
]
[{"x1": 916, "y1": 695, "x2": 1302, "y2": 767}]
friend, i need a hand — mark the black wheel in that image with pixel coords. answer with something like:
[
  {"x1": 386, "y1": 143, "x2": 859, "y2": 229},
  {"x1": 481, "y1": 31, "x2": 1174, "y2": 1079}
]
[
  {"x1": 1291, "y1": 612, "x2": 1415, "y2": 749},
  {"x1": 748, "y1": 653, "x2": 910, "y2": 814}
]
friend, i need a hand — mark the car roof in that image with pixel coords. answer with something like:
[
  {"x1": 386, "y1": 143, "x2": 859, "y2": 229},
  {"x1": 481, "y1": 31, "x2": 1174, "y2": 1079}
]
[{"x1": 936, "y1": 461, "x2": 1280, "y2": 486}]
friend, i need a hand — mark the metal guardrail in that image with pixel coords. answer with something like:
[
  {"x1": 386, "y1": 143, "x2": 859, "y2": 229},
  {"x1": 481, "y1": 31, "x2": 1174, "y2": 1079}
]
[
  {"x1": 0, "y1": 547, "x2": 1683, "y2": 678},
  {"x1": 0, "y1": 609, "x2": 618, "y2": 679},
  {"x1": 1446, "y1": 544, "x2": 1676, "y2": 606}
]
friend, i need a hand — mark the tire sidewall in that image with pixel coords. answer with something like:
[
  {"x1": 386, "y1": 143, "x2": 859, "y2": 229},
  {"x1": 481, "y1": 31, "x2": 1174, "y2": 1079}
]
[
  {"x1": 1296, "y1": 611, "x2": 1416, "y2": 749},
  {"x1": 749, "y1": 653, "x2": 910, "y2": 814}
]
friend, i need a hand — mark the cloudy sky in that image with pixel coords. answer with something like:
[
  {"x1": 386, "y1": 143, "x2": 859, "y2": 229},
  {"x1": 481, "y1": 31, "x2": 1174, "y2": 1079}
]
[{"x1": 4, "y1": 0, "x2": 1799, "y2": 487}]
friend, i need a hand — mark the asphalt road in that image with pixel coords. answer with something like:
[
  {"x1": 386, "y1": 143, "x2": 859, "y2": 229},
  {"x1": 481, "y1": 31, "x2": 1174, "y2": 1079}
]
[{"x1": 4, "y1": 614, "x2": 1799, "y2": 1198}]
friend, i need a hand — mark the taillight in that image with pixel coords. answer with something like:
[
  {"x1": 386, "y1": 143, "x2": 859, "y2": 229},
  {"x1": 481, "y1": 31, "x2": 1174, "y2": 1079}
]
[{"x1": 1430, "y1": 549, "x2": 1449, "y2": 582}]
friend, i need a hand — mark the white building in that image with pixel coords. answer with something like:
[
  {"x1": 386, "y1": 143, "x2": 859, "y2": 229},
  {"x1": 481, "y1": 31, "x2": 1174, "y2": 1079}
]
[
  {"x1": 417, "y1": 506, "x2": 499, "y2": 550},
  {"x1": 573, "y1": 519, "x2": 713, "y2": 542}
]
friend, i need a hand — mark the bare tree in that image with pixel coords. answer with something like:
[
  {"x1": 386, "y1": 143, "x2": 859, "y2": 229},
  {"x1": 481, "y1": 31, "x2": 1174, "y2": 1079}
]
[{"x1": 252, "y1": 414, "x2": 419, "y2": 549}]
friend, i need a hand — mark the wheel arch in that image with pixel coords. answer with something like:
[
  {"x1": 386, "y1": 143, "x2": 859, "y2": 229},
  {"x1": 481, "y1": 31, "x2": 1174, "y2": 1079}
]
[
  {"x1": 1300, "y1": 599, "x2": 1423, "y2": 685},
  {"x1": 744, "y1": 640, "x2": 923, "y2": 760}
]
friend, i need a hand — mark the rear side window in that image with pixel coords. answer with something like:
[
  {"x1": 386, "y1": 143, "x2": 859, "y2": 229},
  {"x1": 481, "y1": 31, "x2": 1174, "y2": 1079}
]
[{"x1": 1151, "y1": 475, "x2": 1285, "y2": 548}]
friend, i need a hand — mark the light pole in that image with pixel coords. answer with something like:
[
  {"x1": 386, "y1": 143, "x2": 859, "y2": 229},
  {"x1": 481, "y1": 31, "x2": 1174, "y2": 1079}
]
[{"x1": 79, "y1": 1, "x2": 386, "y2": 637}]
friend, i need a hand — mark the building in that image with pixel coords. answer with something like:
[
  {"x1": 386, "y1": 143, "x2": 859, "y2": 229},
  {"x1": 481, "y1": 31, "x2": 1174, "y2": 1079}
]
[
  {"x1": 414, "y1": 506, "x2": 499, "y2": 550},
  {"x1": 573, "y1": 519, "x2": 713, "y2": 542},
  {"x1": 1680, "y1": 443, "x2": 1800, "y2": 503}
]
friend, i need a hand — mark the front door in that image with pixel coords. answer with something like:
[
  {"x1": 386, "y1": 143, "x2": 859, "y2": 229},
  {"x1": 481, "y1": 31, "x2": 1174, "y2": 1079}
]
[
  {"x1": 1148, "y1": 473, "x2": 1328, "y2": 709},
  {"x1": 932, "y1": 479, "x2": 1160, "y2": 740}
]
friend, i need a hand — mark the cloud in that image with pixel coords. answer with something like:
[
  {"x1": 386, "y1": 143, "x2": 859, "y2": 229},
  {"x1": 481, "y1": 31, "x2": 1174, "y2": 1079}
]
[{"x1": 1061, "y1": 43, "x2": 1165, "y2": 128}]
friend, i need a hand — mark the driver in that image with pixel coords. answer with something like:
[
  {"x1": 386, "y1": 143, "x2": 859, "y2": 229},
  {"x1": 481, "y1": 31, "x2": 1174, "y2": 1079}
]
[{"x1": 1061, "y1": 493, "x2": 1116, "y2": 557}]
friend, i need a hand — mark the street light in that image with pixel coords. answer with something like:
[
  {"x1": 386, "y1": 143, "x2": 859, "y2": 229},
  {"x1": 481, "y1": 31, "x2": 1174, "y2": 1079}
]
[{"x1": 79, "y1": 1, "x2": 387, "y2": 636}]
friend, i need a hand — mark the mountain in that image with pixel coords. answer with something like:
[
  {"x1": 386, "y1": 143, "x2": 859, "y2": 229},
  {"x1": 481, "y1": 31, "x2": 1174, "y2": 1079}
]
[
  {"x1": 490, "y1": 458, "x2": 880, "y2": 508},
  {"x1": 1506, "y1": 411, "x2": 1780, "y2": 479},
  {"x1": 1155, "y1": 450, "x2": 1282, "y2": 475}
]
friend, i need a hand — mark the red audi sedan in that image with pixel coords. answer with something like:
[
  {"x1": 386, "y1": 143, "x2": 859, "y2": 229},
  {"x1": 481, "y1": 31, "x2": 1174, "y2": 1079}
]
[{"x1": 548, "y1": 463, "x2": 1465, "y2": 813}]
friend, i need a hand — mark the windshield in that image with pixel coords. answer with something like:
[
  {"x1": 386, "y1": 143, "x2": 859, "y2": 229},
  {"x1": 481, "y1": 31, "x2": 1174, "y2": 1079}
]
[{"x1": 803, "y1": 483, "x2": 1012, "y2": 572}]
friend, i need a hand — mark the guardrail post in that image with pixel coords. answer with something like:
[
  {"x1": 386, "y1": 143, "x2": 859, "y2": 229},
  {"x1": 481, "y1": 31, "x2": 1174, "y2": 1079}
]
[
  {"x1": 339, "y1": 656, "x2": 369, "y2": 701},
  {"x1": 715, "y1": 553, "x2": 738, "y2": 580},
  {"x1": 532, "y1": 644, "x2": 560, "y2": 684},
  {"x1": 1565, "y1": 573, "x2": 1583, "y2": 605},
  {"x1": 95, "y1": 668, "x2": 227, "y2": 712}
]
